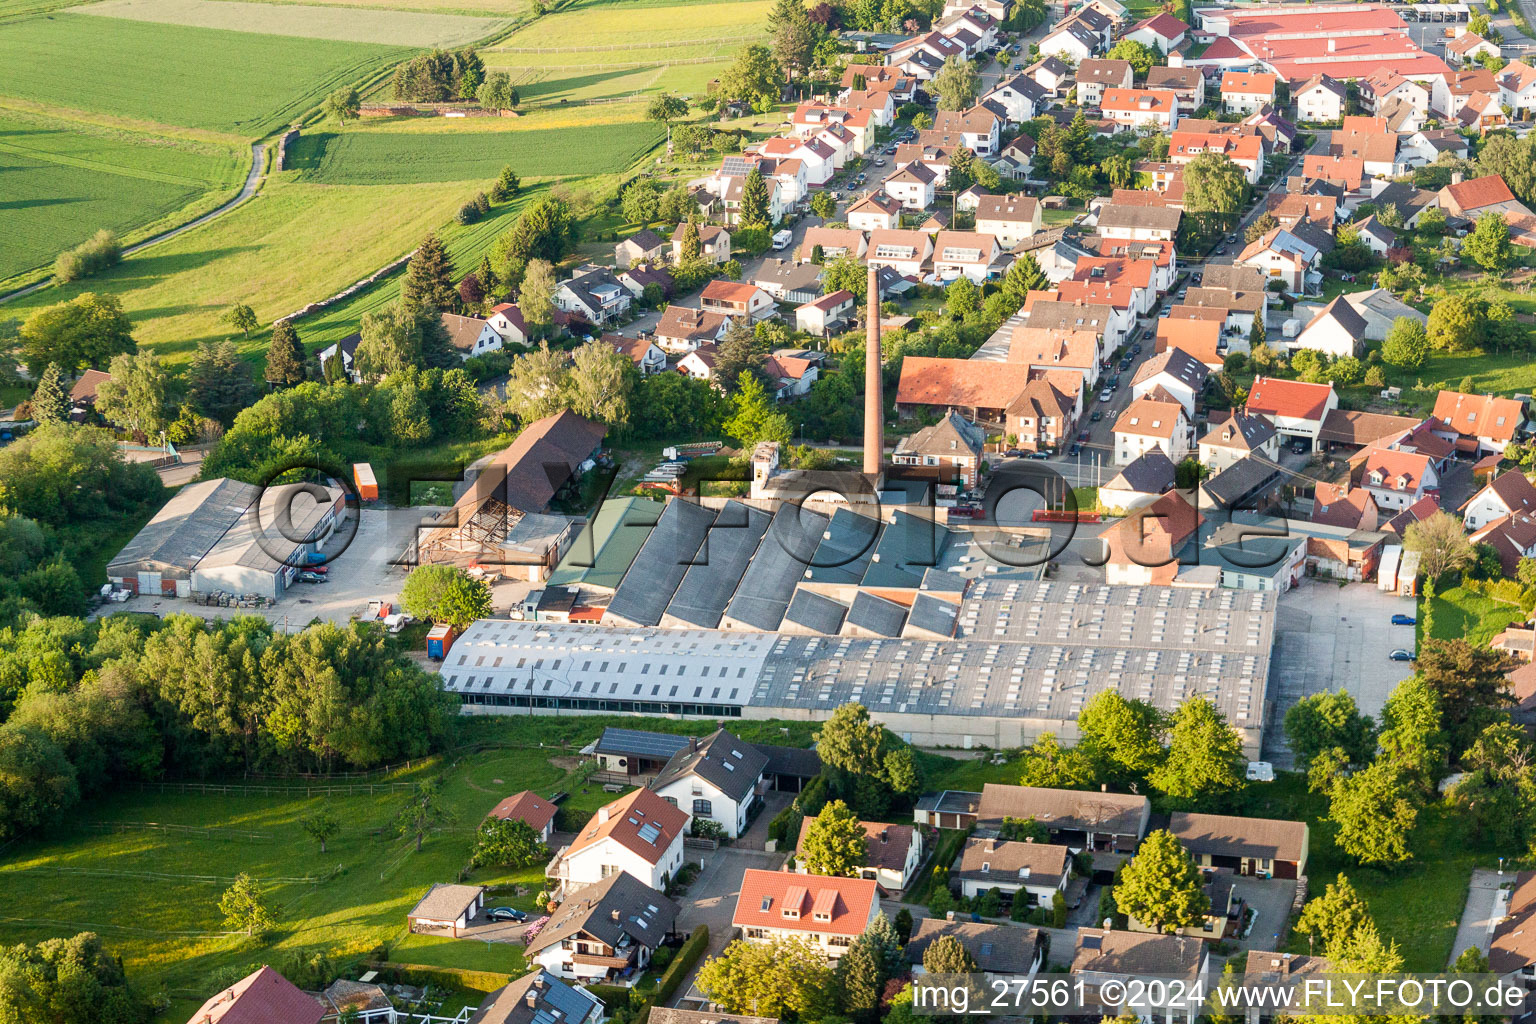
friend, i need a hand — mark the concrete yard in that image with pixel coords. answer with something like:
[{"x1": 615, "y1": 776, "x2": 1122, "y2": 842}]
[{"x1": 1262, "y1": 579, "x2": 1418, "y2": 767}]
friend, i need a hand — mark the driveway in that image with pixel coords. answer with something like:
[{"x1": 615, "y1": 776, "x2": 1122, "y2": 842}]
[
  {"x1": 669, "y1": 846, "x2": 788, "y2": 1007},
  {"x1": 1263, "y1": 580, "x2": 1418, "y2": 767},
  {"x1": 1450, "y1": 869, "x2": 1511, "y2": 966},
  {"x1": 1231, "y1": 877, "x2": 1299, "y2": 955}
]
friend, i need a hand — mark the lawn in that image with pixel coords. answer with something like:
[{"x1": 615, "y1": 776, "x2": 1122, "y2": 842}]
[
  {"x1": 1422, "y1": 583, "x2": 1523, "y2": 647},
  {"x1": 75, "y1": 0, "x2": 510, "y2": 45},
  {"x1": 0, "y1": 110, "x2": 245, "y2": 281},
  {"x1": 0, "y1": 14, "x2": 410, "y2": 135},
  {"x1": 2, "y1": 177, "x2": 523, "y2": 367},
  {"x1": 287, "y1": 120, "x2": 663, "y2": 184}
]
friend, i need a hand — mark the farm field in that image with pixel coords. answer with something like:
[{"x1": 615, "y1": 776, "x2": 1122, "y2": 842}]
[
  {"x1": 1, "y1": 178, "x2": 523, "y2": 366},
  {"x1": 0, "y1": 14, "x2": 410, "y2": 135},
  {"x1": 0, "y1": 111, "x2": 246, "y2": 280},
  {"x1": 288, "y1": 120, "x2": 663, "y2": 184},
  {"x1": 75, "y1": 0, "x2": 510, "y2": 46}
]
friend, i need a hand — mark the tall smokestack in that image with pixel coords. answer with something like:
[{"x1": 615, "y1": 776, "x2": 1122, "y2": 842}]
[{"x1": 864, "y1": 266, "x2": 882, "y2": 477}]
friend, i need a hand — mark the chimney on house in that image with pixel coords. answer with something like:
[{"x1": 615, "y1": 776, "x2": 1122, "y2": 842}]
[
  {"x1": 1453, "y1": 170, "x2": 1465, "y2": 185},
  {"x1": 527, "y1": 988, "x2": 541, "y2": 1010},
  {"x1": 864, "y1": 265, "x2": 883, "y2": 477},
  {"x1": 612, "y1": 909, "x2": 622, "y2": 921},
  {"x1": 598, "y1": 806, "x2": 611, "y2": 824}
]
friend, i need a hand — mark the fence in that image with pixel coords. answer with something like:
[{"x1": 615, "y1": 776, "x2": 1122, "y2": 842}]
[
  {"x1": 488, "y1": 34, "x2": 756, "y2": 52},
  {"x1": 22, "y1": 863, "x2": 339, "y2": 885},
  {"x1": 136, "y1": 779, "x2": 419, "y2": 797},
  {"x1": 80, "y1": 820, "x2": 274, "y2": 841}
]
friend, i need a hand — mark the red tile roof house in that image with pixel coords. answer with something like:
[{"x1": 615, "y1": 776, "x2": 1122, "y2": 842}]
[
  {"x1": 1221, "y1": 71, "x2": 1277, "y2": 115},
  {"x1": 1471, "y1": 512, "x2": 1536, "y2": 577},
  {"x1": 896, "y1": 357, "x2": 1039, "y2": 425},
  {"x1": 552, "y1": 787, "x2": 690, "y2": 893},
  {"x1": 189, "y1": 966, "x2": 324, "y2": 1024},
  {"x1": 701, "y1": 280, "x2": 777, "y2": 322},
  {"x1": 1244, "y1": 377, "x2": 1338, "y2": 452},
  {"x1": 795, "y1": 818, "x2": 925, "y2": 891},
  {"x1": 1356, "y1": 444, "x2": 1440, "y2": 513},
  {"x1": 733, "y1": 869, "x2": 881, "y2": 958},
  {"x1": 1438, "y1": 174, "x2": 1528, "y2": 219},
  {"x1": 488, "y1": 790, "x2": 559, "y2": 842},
  {"x1": 1101, "y1": 88, "x2": 1180, "y2": 134},
  {"x1": 1431, "y1": 389, "x2": 1528, "y2": 455},
  {"x1": 1463, "y1": 469, "x2": 1536, "y2": 531},
  {"x1": 1101, "y1": 489, "x2": 1203, "y2": 586},
  {"x1": 1124, "y1": 12, "x2": 1188, "y2": 51}
]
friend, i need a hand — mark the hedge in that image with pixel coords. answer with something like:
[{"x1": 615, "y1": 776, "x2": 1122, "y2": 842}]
[
  {"x1": 767, "y1": 802, "x2": 803, "y2": 848},
  {"x1": 363, "y1": 960, "x2": 511, "y2": 996},
  {"x1": 656, "y1": 924, "x2": 710, "y2": 1005},
  {"x1": 794, "y1": 774, "x2": 828, "y2": 816},
  {"x1": 587, "y1": 983, "x2": 638, "y2": 1011},
  {"x1": 908, "y1": 826, "x2": 972, "y2": 903}
]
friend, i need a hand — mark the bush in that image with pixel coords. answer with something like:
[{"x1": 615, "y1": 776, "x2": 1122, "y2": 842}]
[
  {"x1": 656, "y1": 925, "x2": 709, "y2": 1005},
  {"x1": 53, "y1": 229, "x2": 121, "y2": 283},
  {"x1": 650, "y1": 945, "x2": 676, "y2": 970},
  {"x1": 457, "y1": 201, "x2": 482, "y2": 225},
  {"x1": 768, "y1": 802, "x2": 804, "y2": 847},
  {"x1": 368, "y1": 961, "x2": 510, "y2": 996},
  {"x1": 795, "y1": 773, "x2": 829, "y2": 816}
]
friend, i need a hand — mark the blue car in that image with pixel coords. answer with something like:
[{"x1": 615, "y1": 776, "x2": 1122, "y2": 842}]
[
  {"x1": 1390, "y1": 614, "x2": 1416, "y2": 626},
  {"x1": 487, "y1": 907, "x2": 527, "y2": 922},
  {"x1": 1389, "y1": 649, "x2": 1416, "y2": 662}
]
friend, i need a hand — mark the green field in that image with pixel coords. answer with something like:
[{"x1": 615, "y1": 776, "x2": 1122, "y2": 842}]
[
  {"x1": 0, "y1": 14, "x2": 410, "y2": 135},
  {"x1": 0, "y1": 111, "x2": 244, "y2": 280},
  {"x1": 288, "y1": 120, "x2": 662, "y2": 183},
  {"x1": 76, "y1": 0, "x2": 510, "y2": 46}
]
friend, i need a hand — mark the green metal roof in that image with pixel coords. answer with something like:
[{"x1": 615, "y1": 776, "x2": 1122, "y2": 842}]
[{"x1": 547, "y1": 496, "x2": 662, "y2": 591}]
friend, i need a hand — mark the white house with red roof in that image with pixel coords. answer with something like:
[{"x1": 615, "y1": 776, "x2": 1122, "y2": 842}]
[
  {"x1": 1358, "y1": 445, "x2": 1440, "y2": 511},
  {"x1": 733, "y1": 869, "x2": 881, "y2": 958},
  {"x1": 1125, "y1": 12, "x2": 1188, "y2": 51},
  {"x1": 1244, "y1": 377, "x2": 1337, "y2": 451},
  {"x1": 1113, "y1": 395, "x2": 1194, "y2": 464},
  {"x1": 866, "y1": 230, "x2": 934, "y2": 276},
  {"x1": 933, "y1": 106, "x2": 1003, "y2": 156},
  {"x1": 1498, "y1": 61, "x2": 1536, "y2": 117},
  {"x1": 1169, "y1": 131, "x2": 1264, "y2": 184},
  {"x1": 796, "y1": 290, "x2": 857, "y2": 336},
  {"x1": 1463, "y1": 469, "x2": 1536, "y2": 531},
  {"x1": 189, "y1": 966, "x2": 324, "y2": 1024},
  {"x1": 555, "y1": 788, "x2": 690, "y2": 892},
  {"x1": 932, "y1": 231, "x2": 1002, "y2": 283},
  {"x1": 1438, "y1": 175, "x2": 1528, "y2": 219},
  {"x1": 1237, "y1": 227, "x2": 1321, "y2": 291},
  {"x1": 847, "y1": 192, "x2": 903, "y2": 231},
  {"x1": 701, "y1": 280, "x2": 777, "y2": 322},
  {"x1": 1431, "y1": 389, "x2": 1528, "y2": 454},
  {"x1": 488, "y1": 790, "x2": 560, "y2": 842},
  {"x1": 1448, "y1": 32, "x2": 1501, "y2": 67},
  {"x1": 1221, "y1": 71, "x2": 1277, "y2": 114},
  {"x1": 487, "y1": 303, "x2": 534, "y2": 347},
  {"x1": 884, "y1": 161, "x2": 939, "y2": 210},
  {"x1": 1101, "y1": 88, "x2": 1180, "y2": 133}
]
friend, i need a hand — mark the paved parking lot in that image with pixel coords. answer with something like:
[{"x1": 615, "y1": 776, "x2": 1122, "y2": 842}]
[
  {"x1": 1231, "y1": 877, "x2": 1300, "y2": 955},
  {"x1": 1264, "y1": 581, "x2": 1418, "y2": 767}
]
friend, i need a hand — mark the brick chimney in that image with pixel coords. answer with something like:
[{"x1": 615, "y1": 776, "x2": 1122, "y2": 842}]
[{"x1": 864, "y1": 265, "x2": 883, "y2": 476}]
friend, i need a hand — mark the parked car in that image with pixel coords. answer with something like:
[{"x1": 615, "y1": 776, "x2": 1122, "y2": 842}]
[
  {"x1": 1026, "y1": 450, "x2": 1052, "y2": 460},
  {"x1": 1077, "y1": 430, "x2": 1090, "y2": 442},
  {"x1": 1389, "y1": 649, "x2": 1417, "y2": 662},
  {"x1": 1005, "y1": 448, "x2": 1025, "y2": 457},
  {"x1": 1291, "y1": 440, "x2": 1308, "y2": 454},
  {"x1": 1390, "y1": 613, "x2": 1417, "y2": 626},
  {"x1": 297, "y1": 571, "x2": 328, "y2": 584},
  {"x1": 1107, "y1": 375, "x2": 1120, "y2": 389},
  {"x1": 1091, "y1": 409, "x2": 1103, "y2": 422},
  {"x1": 1098, "y1": 388, "x2": 1114, "y2": 403},
  {"x1": 1068, "y1": 442, "x2": 1082, "y2": 456},
  {"x1": 1130, "y1": 342, "x2": 1142, "y2": 355},
  {"x1": 487, "y1": 907, "x2": 527, "y2": 922}
]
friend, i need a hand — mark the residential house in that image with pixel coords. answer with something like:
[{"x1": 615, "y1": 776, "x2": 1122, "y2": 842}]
[
  {"x1": 1156, "y1": 316, "x2": 1225, "y2": 370},
  {"x1": 1146, "y1": 66, "x2": 1205, "y2": 113},
  {"x1": 1245, "y1": 377, "x2": 1337, "y2": 452},
  {"x1": 934, "y1": 106, "x2": 1003, "y2": 156},
  {"x1": 846, "y1": 193, "x2": 903, "y2": 231},
  {"x1": 892, "y1": 411, "x2": 987, "y2": 486},
  {"x1": 1432, "y1": 389, "x2": 1527, "y2": 454},
  {"x1": 670, "y1": 223, "x2": 731, "y2": 264},
  {"x1": 796, "y1": 290, "x2": 856, "y2": 336},
  {"x1": 487, "y1": 790, "x2": 559, "y2": 843},
  {"x1": 1100, "y1": 489, "x2": 1202, "y2": 586},
  {"x1": 1125, "y1": 875, "x2": 1245, "y2": 941},
  {"x1": 1076, "y1": 58, "x2": 1134, "y2": 107},
  {"x1": 1022, "y1": 293, "x2": 1126, "y2": 354},
  {"x1": 1498, "y1": 60, "x2": 1536, "y2": 117},
  {"x1": 1026, "y1": 55, "x2": 1071, "y2": 94},
  {"x1": 1199, "y1": 455, "x2": 1288, "y2": 518},
  {"x1": 865, "y1": 229, "x2": 934, "y2": 276},
  {"x1": 1168, "y1": 811, "x2": 1308, "y2": 879},
  {"x1": 1456, "y1": 90, "x2": 1507, "y2": 133},
  {"x1": 992, "y1": 133, "x2": 1037, "y2": 180},
  {"x1": 701, "y1": 280, "x2": 776, "y2": 322},
  {"x1": 188, "y1": 967, "x2": 324, "y2": 1024},
  {"x1": 315, "y1": 332, "x2": 362, "y2": 382},
  {"x1": 975, "y1": 196, "x2": 1042, "y2": 248},
  {"x1": 887, "y1": 30, "x2": 967, "y2": 80},
  {"x1": 1432, "y1": 67, "x2": 1501, "y2": 120},
  {"x1": 654, "y1": 306, "x2": 729, "y2": 355},
  {"x1": 754, "y1": 259, "x2": 823, "y2": 304},
  {"x1": 592, "y1": 727, "x2": 692, "y2": 781},
  {"x1": 1073, "y1": 930, "x2": 1210, "y2": 1013},
  {"x1": 407, "y1": 884, "x2": 484, "y2": 937},
  {"x1": 955, "y1": 836, "x2": 1073, "y2": 906},
  {"x1": 617, "y1": 263, "x2": 673, "y2": 303},
  {"x1": 1004, "y1": 378, "x2": 1080, "y2": 454},
  {"x1": 1350, "y1": 214, "x2": 1398, "y2": 257},
  {"x1": 1360, "y1": 68, "x2": 1430, "y2": 115},
  {"x1": 1099, "y1": 448, "x2": 1176, "y2": 513},
  {"x1": 1124, "y1": 12, "x2": 1187, "y2": 51},
  {"x1": 315, "y1": 979, "x2": 395, "y2": 1024},
  {"x1": 1010, "y1": 323, "x2": 1104, "y2": 390},
  {"x1": 1130, "y1": 347, "x2": 1208, "y2": 420},
  {"x1": 524, "y1": 872, "x2": 679, "y2": 986},
  {"x1": 553, "y1": 787, "x2": 690, "y2": 892},
  {"x1": 1366, "y1": 181, "x2": 1440, "y2": 229},
  {"x1": 615, "y1": 228, "x2": 668, "y2": 269},
  {"x1": 981, "y1": 72, "x2": 1048, "y2": 122},
  {"x1": 676, "y1": 344, "x2": 719, "y2": 383},
  {"x1": 796, "y1": 819, "x2": 925, "y2": 890},
  {"x1": 1358, "y1": 444, "x2": 1440, "y2": 512},
  {"x1": 1290, "y1": 295, "x2": 1369, "y2": 358},
  {"x1": 1199, "y1": 412, "x2": 1278, "y2": 474},
  {"x1": 1221, "y1": 71, "x2": 1278, "y2": 114},
  {"x1": 895, "y1": 357, "x2": 1039, "y2": 424},
  {"x1": 1486, "y1": 872, "x2": 1536, "y2": 995},
  {"x1": 554, "y1": 265, "x2": 630, "y2": 326},
  {"x1": 1463, "y1": 470, "x2": 1536, "y2": 531},
  {"x1": 1170, "y1": 130, "x2": 1265, "y2": 184},
  {"x1": 761, "y1": 349, "x2": 820, "y2": 399},
  {"x1": 1301, "y1": 154, "x2": 1364, "y2": 191},
  {"x1": 1039, "y1": 17, "x2": 1102, "y2": 62},
  {"x1": 1101, "y1": 88, "x2": 1179, "y2": 133},
  {"x1": 732, "y1": 869, "x2": 880, "y2": 958},
  {"x1": 440, "y1": 313, "x2": 504, "y2": 360},
  {"x1": 883, "y1": 161, "x2": 939, "y2": 209},
  {"x1": 932, "y1": 231, "x2": 1002, "y2": 282},
  {"x1": 1448, "y1": 31, "x2": 1501, "y2": 66},
  {"x1": 1440, "y1": 174, "x2": 1527, "y2": 219},
  {"x1": 648, "y1": 728, "x2": 767, "y2": 839},
  {"x1": 1471, "y1": 512, "x2": 1536, "y2": 576},
  {"x1": 975, "y1": 783, "x2": 1151, "y2": 851},
  {"x1": 1114, "y1": 395, "x2": 1193, "y2": 464},
  {"x1": 907, "y1": 919, "x2": 1046, "y2": 979},
  {"x1": 1096, "y1": 203, "x2": 1181, "y2": 241},
  {"x1": 798, "y1": 227, "x2": 867, "y2": 263},
  {"x1": 1237, "y1": 227, "x2": 1320, "y2": 291},
  {"x1": 1295, "y1": 74, "x2": 1347, "y2": 123},
  {"x1": 467, "y1": 971, "x2": 606, "y2": 1024},
  {"x1": 1311, "y1": 481, "x2": 1380, "y2": 531}
]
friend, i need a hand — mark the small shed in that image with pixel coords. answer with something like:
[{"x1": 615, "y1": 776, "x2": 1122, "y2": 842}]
[
  {"x1": 407, "y1": 883, "x2": 483, "y2": 937},
  {"x1": 354, "y1": 463, "x2": 379, "y2": 501}
]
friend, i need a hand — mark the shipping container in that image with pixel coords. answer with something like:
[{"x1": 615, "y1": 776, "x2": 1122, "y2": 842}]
[
  {"x1": 353, "y1": 463, "x2": 379, "y2": 502},
  {"x1": 426, "y1": 623, "x2": 455, "y2": 659}
]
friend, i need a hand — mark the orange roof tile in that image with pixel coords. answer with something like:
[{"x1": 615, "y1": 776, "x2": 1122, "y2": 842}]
[
  {"x1": 566, "y1": 788, "x2": 689, "y2": 865},
  {"x1": 733, "y1": 869, "x2": 878, "y2": 937}
]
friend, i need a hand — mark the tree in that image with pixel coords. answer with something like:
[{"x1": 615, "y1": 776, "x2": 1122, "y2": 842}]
[
  {"x1": 19, "y1": 292, "x2": 135, "y2": 376},
  {"x1": 1381, "y1": 316, "x2": 1429, "y2": 371},
  {"x1": 646, "y1": 92, "x2": 689, "y2": 124},
  {"x1": 0, "y1": 724, "x2": 79, "y2": 839},
  {"x1": 1377, "y1": 675, "x2": 1448, "y2": 794},
  {"x1": 478, "y1": 71, "x2": 519, "y2": 113},
  {"x1": 811, "y1": 191, "x2": 836, "y2": 219},
  {"x1": 1477, "y1": 133, "x2": 1536, "y2": 206},
  {"x1": 393, "y1": 780, "x2": 451, "y2": 852},
  {"x1": 1077, "y1": 691, "x2": 1165, "y2": 781},
  {"x1": 1427, "y1": 294, "x2": 1480, "y2": 352},
  {"x1": 265, "y1": 320, "x2": 307, "y2": 386},
  {"x1": 1295, "y1": 873, "x2": 1372, "y2": 956},
  {"x1": 353, "y1": 304, "x2": 419, "y2": 379},
  {"x1": 1284, "y1": 690, "x2": 1376, "y2": 770},
  {"x1": 1416, "y1": 638, "x2": 1516, "y2": 758},
  {"x1": 403, "y1": 232, "x2": 458, "y2": 316},
  {"x1": 741, "y1": 165, "x2": 772, "y2": 227},
  {"x1": 719, "y1": 44, "x2": 783, "y2": 103},
  {"x1": 301, "y1": 808, "x2": 340, "y2": 854},
  {"x1": 1452, "y1": 720, "x2": 1536, "y2": 847},
  {"x1": 723, "y1": 373, "x2": 792, "y2": 449},
  {"x1": 1403, "y1": 510, "x2": 1474, "y2": 581},
  {"x1": 697, "y1": 937, "x2": 834, "y2": 1019},
  {"x1": 519, "y1": 258, "x2": 558, "y2": 339},
  {"x1": 622, "y1": 179, "x2": 663, "y2": 226},
  {"x1": 1001, "y1": 251, "x2": 1048, "y2": 304},
  {"x1": 1107, "y1": 38, "x2": 1156, "y2": 75},
  {"x1": 922, "y1": 934, "x2": 978, "y2": 975},
  {"x1": 94, "y1": 350, "x2": 171, "y2": 436},
  {"x1": 1245, "y1": 211, "x2": 1279, "y2": 244},
  {"x1": 1149, "y1": 697, "x2": 1245, "y2": 801},
  {"x1": 1328, "y1": 760, "x2": 1418, "y2": 867},
  {"x1": 219, "y1": 872, "x2": 275, "y2": 936},
  {"x1": 53, "y1": 228, "x2": 122, "y2": 284},
  {"x1": 567, "y1": 338, "x2": 634, "y2": 429},
  {"x1": 497, "y1": 195, "x2": 575, "y2": 265},
  {"x1": 911, "y1": 111, "x2": 933, "y2": 130},
  {"x1": 29, "y1": 363, "x2": 67, "y2": 424},
  {"x1": 894, "y1": 907, "x2": 913, "y2": 944},
  {"x1": 1463, "y1": 211, "x2": 1515, "y2": 272},
  {"x1": 822, "y1": 252, "x2": 868, "y2": 300},
  {"x1": 1019, "y1": 732, "x2": 1097, "y2": 789},
  {"x1": 1183, "y1": 152, "x2": 1248, "y2": 215},
  {"x1": 837, "y1": 933, "x2": 884, "y2": 1021},
  {"x1": 0, "y1": 932, "x2": 150, "y2": 1024},
  {"x1": 400, "y1": 565, "x2": 493, "y2": 630},
  {"x1": 945, "y1": 276, "x2": 981, "y2": 319},
  {"x1": 324, "y1": 85, "x2": 361, "y2": 123},
  {"x1": 219, "y1": 302, "x2": 259, "y2": 340},
  {"x1": 472, "y1": 817, "x2": 547, "y2": 868},
  {"x1": 186, "y1": 340, "x2": 256, "y2": 426},
  {"x1": 884, "y1": 745, "x2": 920, "y2": 798},
  {"x1": 800, "y1": 799, "x2": 869, "y2": 876},
  {"x1": 933, "y1": 56, "x2": 980, "y2": 111},
  {"x1": 491, "y1": 164, "x2": 521, "y2": 203},
  {"x1": 1113, "y1": 829, "x2": 1210, "y2": 933},
  {"x1": 767, "y1": 0, "x2": 813, "y2": 78}
]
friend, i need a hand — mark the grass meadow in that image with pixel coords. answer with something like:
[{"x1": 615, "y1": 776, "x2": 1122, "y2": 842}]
[
  {"x1": 75, "y1": 0, "x2": 511, "y2": 46},
  {"x1": 0, "y1": 14, "x2": 410, "y2": 135},
  {"x1": 0, "y1": 110, "x2": 245, "y2": 280}
]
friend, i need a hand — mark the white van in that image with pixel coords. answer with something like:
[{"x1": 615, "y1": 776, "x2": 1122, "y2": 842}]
[{"x1": 771, "y1": 229, "x2": 793, "y2": 250}]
